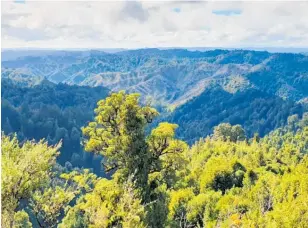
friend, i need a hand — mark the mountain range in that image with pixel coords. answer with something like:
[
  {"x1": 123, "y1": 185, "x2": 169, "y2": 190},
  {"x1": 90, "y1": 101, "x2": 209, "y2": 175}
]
[{"x1": 2, "y1": 48, "x2": 308, "y2": 143}]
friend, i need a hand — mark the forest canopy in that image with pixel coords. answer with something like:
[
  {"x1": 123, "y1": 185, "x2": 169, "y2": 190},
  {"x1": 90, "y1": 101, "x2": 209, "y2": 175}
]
[
  {"x1": 2, "y1": 91, "x2": 308, "y2": 228},
  {"x1": 1, "y1": 79, "x2": 109, "y2": 175}
]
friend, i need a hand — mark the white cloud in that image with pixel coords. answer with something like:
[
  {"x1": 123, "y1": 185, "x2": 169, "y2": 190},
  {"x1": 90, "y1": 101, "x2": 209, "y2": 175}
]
[{"x1": 1, "y1": 0, "x2": 308, "y2": 49}]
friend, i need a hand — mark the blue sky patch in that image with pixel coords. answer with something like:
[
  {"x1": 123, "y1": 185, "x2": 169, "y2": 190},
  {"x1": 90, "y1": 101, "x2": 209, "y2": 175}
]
[
  {"x1": 212, "y1": 9, "x2": 242, "y2": 16},
  {"x1": 173, "y1": 8, "x2": 181, "y2": 13},
  {"x1": 14, "y1": 0, "x2": 25, "y2": 4}
]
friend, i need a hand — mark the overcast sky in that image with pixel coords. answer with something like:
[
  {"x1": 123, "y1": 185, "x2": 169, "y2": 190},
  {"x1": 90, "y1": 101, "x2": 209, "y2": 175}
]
[{"x1": 2, "y1": 1, "x2": 308, "y2": 49}]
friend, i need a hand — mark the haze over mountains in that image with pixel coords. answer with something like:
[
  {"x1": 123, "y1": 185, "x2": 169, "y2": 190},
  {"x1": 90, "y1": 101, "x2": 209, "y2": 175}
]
[
  {"x1": 2, "y1": 48, "x2": 308, "y2": 143},
  {"x1": 2, "y1": 49, "x2": 308, "y2": 103},
  {"x1": 3, "y1": 47, "x2": 308, "y2": 61}
]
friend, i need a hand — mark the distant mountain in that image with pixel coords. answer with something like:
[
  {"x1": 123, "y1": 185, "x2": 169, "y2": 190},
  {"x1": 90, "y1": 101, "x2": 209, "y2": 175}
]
[
  {"x1": 1, "y1": 48, "x2": 126, "y2": 61},
  {"x1": 186, "y1": 47, "x2": 308, "y2": 53},
  {"x1": 2, "y1": 49, "x2": 308, "y2": 106},
  {"x1": 2, "y1": 48, "x2": 308, "y2": 142}
]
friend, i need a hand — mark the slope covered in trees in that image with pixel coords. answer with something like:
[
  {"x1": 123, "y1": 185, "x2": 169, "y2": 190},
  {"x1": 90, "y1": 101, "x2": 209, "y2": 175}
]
[
  {"x1": 2, "y1": 79, "x2": 307, "y2": 151},
  {"x1": 2, "y1": 91, "x2": 308, "y2": 227},
  {"x1": 1, "y1": 79, "x2": 109, "y2": 174},
  {"x1": 2, "y1": 48, "x2": 307, "y2": 144},
  {"x1": 2, "y1": 49, "x2": 308, "y2": 106},
  {"x1": 2, "y1": 48, "x2": 308, "y2": 145},
  {"x1": 166, "y1": 85, "x2": 306, "y2": 144}
]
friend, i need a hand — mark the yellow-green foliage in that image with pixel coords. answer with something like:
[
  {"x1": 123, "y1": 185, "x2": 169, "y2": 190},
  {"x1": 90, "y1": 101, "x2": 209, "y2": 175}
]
[
  {"x1": 82, "y1": 91, "x2": 159, "y2": 191},
  {"x1": 1, "y1": 134, "x2": 60, "y2": 227},
  {"x1": 169, "y1": 188, "x2": 195, "y2": 219},
  {"x1": 2, "y1": 92, "x2": 308, "y2": 228},
  {"x1": 67, "y1": 177, "x2": 146, "y2": 228},
  {"x1": 13, "y1": 210, "x2": 32, "y2": 228},
  {"x1": 167, "y1": 125, "x2": 308, "y2": 228},
  {"x1": 60, "y1": 168, "x2": 98, "y2": 192},
  {"x1": 30, "y1": 186, "x2": 76, "y2": 227}
]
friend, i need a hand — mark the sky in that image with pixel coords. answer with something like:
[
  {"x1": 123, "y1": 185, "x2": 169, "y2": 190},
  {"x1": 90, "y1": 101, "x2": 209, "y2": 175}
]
[{"x1": 2, "y1": 0, "x2": 308, "y2": 49}]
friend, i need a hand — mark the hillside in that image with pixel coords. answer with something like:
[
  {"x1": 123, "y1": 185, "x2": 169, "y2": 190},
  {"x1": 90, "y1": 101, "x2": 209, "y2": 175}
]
[
  {"x1": 2, "y1": 48, "x2": 308, "y2": 144},
  {"x1": 2, "y1": 49, "x2": 308, "y2": 106},
  {"x1": 165, "y1": 85, "x2": 305, "y2": 144},
  {"x1": 1, "y1": 79, "x2": 109, "y2": 174}
]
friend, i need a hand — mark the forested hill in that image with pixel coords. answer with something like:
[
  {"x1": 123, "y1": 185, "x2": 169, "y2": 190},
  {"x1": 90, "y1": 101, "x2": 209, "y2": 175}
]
[
  {"x1": 2, "y1": 48, "x2": 308, "y2": 146},
  {"x1": 1, "y1": 79, "x2": 109, "y2": 174},
  {"x1": 165, "y1": 85, "x2": 306, "y2": 144},
  {"x1": 2, "y1": 90, "x2": 308, "y2": 227},
  {"x1": 2, "y1": 49, "x2": 308, "y2": 106}
]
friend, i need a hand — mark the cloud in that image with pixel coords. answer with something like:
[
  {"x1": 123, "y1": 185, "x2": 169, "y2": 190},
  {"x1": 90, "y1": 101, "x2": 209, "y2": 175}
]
[
  {"x1": 3, "y1": 26, "x2": 48, "y2": 41},
  {"x1": 1, "y1": 1, "x2": 308, "y2": 49},
  {"x1": 119, "y1": 1, "x2": 149, "y2": 22}
]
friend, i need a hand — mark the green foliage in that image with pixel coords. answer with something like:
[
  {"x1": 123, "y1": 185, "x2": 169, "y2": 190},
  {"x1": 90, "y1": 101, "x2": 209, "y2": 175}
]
[
  {"x1": 1, "y1": 79, "x2": 109, "y2": 174},
  {"x1": 213, "y1": 123, "x2": 246, "y2": 142},
  {"x1": 4, "y1": 50, "x2": 308, "y2": 146},
  {"x1": 3, "y1": 49, "x2": 308, "y2": 106},
  {"x1": 147, "y1": 122, "x2": 189, "y2": 188},
  {"x1": 30, "y1": 186, "x2": 76, "y2": 228},
  {"x1": 82, "y1": 91, "x2": 158, "y2": 191},
  {"x1": 2, "y1": 91, "x2": 308, "y2": 228},
  {"x1": 167, "y1": 86, "x2": 305, "y2": 144},
  {"x1": 60, "y1": 168, "x2": 98, "y2": 192},
  {"x1": 199, "y1": 157, "x2": 246, "y2": 193},
  {"x1": 80, "y1": 91, "x2": 189, "y2": 227},
  {"x1": 61, "y1": 177, "x2": 146, "y2": 228},
  {"x1": 58, "y1": 206, "x2": 88, "y2": 228},
  {"x1": 168, "y1": 188, "x2": 195, "y2": 227},
  {"x1": 13, "y1": 210, "x2": 32, "y2": 228},
  {"x1": 169, "y1": 116, "x2": 308, "y2": 227},
  {"x1": 1, "y1": 134, "x2": 60, "y2": 227}
]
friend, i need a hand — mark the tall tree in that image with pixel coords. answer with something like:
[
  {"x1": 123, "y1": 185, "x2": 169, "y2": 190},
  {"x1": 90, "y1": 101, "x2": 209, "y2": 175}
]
[{"x1": 82, "y1": 91, "x2": 158, "y2": 193}]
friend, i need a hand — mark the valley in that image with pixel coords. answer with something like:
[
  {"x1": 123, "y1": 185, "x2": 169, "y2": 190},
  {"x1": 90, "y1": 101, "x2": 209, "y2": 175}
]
[{"x1": 2, "y1": 49, "x2": 308, "y2": 145}]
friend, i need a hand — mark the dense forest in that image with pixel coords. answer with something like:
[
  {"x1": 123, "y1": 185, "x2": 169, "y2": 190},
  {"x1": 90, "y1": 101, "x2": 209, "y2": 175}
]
[
  {"x1": 2, "y1": 91, "x2": 308, "y2": 227},
  {"x1": 2, "y1": 77, "x2": 306, "y2": 150},
  {"x1": 1, "y1": 79, "x2": 109, "y2": 174},
  {"x1": 3, "y1": 48, "x2": 307, "y2": 146},
  {"x1": 3, "y1": 49, "x2": 308, "y2": 106},
  {"x1": 166, "y1": 85, "x2": 305, "y2": 144},
  {"x1": 2, "y1": 48, "x2": 308, "y2": 227}
]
